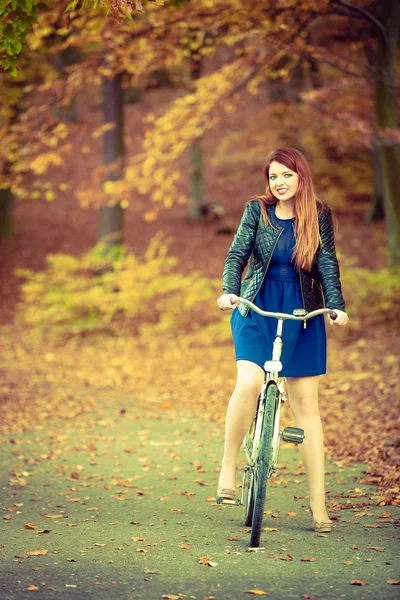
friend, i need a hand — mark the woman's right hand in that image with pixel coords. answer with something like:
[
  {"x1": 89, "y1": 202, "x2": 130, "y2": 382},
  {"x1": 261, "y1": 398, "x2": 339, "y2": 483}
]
[{"x1": 217, "y1": 294, "x2": 239, "y2": 311}]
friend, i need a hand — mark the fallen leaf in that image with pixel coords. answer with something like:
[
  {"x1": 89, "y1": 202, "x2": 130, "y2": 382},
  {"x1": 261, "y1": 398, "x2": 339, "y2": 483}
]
[
  {"x1": 228, "y1": 535, "x2": 239, "y2": 541},
  {"x1": 180, "y1": 543, "x2": 192, "y2": 549},
  {"x1": 24, "y1": 523, "x2": 37, "y2": 529},
  {"x1": 244, "y1": 590, "x2": 269, "y2": 596},
  {"x1": 301, "y1": 595, "x2": 314, "y2": 599},
  {"x1": 387, "y1": 580, "x2": 400, "y2": 585},
  {"x1": 301, "y1": 557, "x2": 315, "y2": 562},
  {"x1": 26, "y1": 585, "x2": 39, "y2": 591},
  {"x1": 343, "y1": 560, "x2": 354, "y2": 565},
  {"x1": 280, "y1": 554, "x2": 294, "y2": 561},
  {"x1": 367, "y1": 545, "x2": 384, "y2": 552},
  {"x1": 144, "y1": 570, "x2": 158, "y2": 574},
  {"x1": 133, "y1": 537, "x2": 146, "y2": 542},
  {"x1": 199, "y1": 555, "x2": 218, "y2": 567},
  {"x1": 286, "y1": 511, "x2": 297, "y2": 517},
  {"x1": 136, "y1": 548, "x2": 149, "y2": 553},
  {"x1": 27, "y1": 549, "x2": 48, "y2": 556},
  {"x1": 94, "y1": 543, "x2": 107, "y2": 547},
  {"x1": 350, "y1": 579, "x2": 367, "y2": 586}
]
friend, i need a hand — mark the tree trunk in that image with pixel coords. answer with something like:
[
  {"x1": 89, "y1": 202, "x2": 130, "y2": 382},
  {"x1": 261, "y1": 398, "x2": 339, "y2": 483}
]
[
  {"x1": 188, "y1": 53, "x2": 206, "y2": 221},
  {"x1": 188, "y1": 136, "x2": 205, "y2": 220},
  {"x1": 365, "y1": 141, "x2": 385, "y2": 221},
  {"x1": 99, "y1": 71, "x2": 125, "y2": 246},
  {"x1": 374, "y1": 0, "x2": 400, "y2": 264},
  {"x1": 0, "y1": 186, "x2": 14, "y2": 240}
]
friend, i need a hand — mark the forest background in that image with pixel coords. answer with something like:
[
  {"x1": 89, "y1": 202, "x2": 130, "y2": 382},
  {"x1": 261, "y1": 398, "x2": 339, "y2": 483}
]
[{"x1": 0, "y1": 0, "x2": 399, "y2": 505}]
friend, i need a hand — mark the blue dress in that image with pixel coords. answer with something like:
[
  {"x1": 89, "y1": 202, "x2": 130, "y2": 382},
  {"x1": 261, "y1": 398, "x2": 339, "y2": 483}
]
[{"x1": 230, "y1": 216, "x2": 327, "y2": 377}]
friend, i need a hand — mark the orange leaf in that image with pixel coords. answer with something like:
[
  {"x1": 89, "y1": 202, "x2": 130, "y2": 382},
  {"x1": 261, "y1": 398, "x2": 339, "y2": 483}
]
[
  {"x1": 367, "y1": 545, "x2": 384, "y2": 552},
  {"x1": 199, "y1": 555, "x2": 218, "y2": 567},
  {"x1": 343, "y1": 560, "x2": 354, "y2": 565},
  {"x1": 27, "y1": 549, "x2": 48, "y2": 556},
  {"x1": 301, "y1": 557, "x2": 315, "y2": 562},
  {"x1": 26, "y1": 585, "x2": 39, "y2": 591},
  {"x1": 351, "y1": 579, "x2": 367, "y2": 586},
  {"x1": 180, "y1": 543, "x2": 192, "y2": 549},
  {"x1": 24, "y1": 523, "x2": 37, "y2": 529},
  {"x1": 387, "y1": 580, "x2": 400, "y2": 585},
  {"x1": 280, "y1": 554, "x2": 294, "y2": 561}
]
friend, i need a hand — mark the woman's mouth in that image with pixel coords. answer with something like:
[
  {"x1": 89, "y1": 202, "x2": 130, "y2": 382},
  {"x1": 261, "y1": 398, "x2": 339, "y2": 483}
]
[{"x1": 277, "y1": 188, "x2": 288, "y2": 195}]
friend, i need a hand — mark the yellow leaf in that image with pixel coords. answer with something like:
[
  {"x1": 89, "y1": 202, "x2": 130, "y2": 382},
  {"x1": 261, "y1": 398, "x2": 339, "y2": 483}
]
[
  {"x1": 27, "y1": 549, "x2": 48, "y2": 556},
  {"x1": 244, "y1": 591, "x2": 269, "y2": 596}
]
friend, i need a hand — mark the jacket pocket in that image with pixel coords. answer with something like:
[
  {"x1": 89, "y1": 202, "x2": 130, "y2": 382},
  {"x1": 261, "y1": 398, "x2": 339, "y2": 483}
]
[{"x1": 242, "y1": 272, "x2": 255, "y2": 283}]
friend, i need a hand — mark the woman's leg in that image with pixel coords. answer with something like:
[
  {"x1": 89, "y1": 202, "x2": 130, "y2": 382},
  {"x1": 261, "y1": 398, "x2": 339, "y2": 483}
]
[
  {"x1": 218, "y1": 360, "x2": 265, "y2": 491},
  {"x1": 286, "y1": 376, "x2": 331, "y2": 522}
]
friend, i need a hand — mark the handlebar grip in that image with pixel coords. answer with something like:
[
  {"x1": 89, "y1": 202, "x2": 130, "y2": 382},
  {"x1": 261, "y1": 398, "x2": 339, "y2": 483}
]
[{"x1": 330, "y1": 311, "x2": 338, "y2": 320}]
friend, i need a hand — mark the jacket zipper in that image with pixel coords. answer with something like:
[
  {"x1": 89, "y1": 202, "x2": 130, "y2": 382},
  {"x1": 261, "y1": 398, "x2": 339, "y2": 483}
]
[
  {"x1": 246, "y1": 228, "x2": 283, "y2": 313},
  {"x1": 292, "y1": 223, "x2": 305, "y2": 309}
]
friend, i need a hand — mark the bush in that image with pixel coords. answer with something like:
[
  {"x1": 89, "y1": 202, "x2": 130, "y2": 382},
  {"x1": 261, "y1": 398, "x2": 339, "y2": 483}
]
[
  {"x1": 15, "y1": 235, "x2": 221, "y2": 338},
  {"x1": 340, "y1": 262, "x2": 400, "y2": 331}
]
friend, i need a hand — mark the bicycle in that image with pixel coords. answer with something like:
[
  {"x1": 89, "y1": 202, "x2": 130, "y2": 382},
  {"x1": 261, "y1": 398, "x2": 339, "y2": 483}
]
[{"x1": 218, "y1": 295, "x2": 337, "y2": 548}]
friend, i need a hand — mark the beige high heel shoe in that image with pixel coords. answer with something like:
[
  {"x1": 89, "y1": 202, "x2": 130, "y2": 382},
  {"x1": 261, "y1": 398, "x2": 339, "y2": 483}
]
[
  {"x1": 308, "y1": 501, "x2": 334, "y2": 533},
  {"x1": 216, "y1": 488, "x2": 237, "y2": 505}
]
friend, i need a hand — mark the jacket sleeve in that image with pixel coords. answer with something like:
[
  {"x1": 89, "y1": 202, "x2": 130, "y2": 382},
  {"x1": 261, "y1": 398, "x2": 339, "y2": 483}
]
[
  {"x1": 316, "y1": 208, "x2": 346, "y2": 311},
  {"x1": 222, "y1": 201, "x2": 259, "y2": 295}
]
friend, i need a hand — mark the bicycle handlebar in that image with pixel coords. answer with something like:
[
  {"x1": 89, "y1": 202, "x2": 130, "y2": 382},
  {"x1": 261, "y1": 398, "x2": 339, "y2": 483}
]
[{"x1": 230, "y1": 295, "x2": 337, "y2": 321}]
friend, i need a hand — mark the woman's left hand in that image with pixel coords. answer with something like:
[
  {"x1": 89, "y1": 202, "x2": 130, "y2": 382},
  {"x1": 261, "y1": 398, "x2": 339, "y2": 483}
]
[{"x1": 329, "y1": 309, "x2": 349, "y2": 327}]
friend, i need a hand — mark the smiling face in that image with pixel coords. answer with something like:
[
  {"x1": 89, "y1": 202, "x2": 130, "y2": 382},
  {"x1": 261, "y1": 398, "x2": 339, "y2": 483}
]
[{"x1": 268, "y1": 160, "x2": 299, "y2": 203}]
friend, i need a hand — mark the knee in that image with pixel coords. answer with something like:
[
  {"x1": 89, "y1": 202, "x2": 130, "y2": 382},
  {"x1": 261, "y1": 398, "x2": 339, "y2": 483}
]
[
  {"x1": 234, "y1": 378, "x2": 261, "y2": 402},
  {"x1": 291, "y1": 395, "x2": 319, "y2": 418}
]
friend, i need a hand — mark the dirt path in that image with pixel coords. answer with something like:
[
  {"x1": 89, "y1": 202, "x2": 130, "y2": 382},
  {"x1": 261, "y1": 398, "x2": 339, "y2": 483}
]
[{"x1": 1, "y1": 389, "x2": 399, "y2": 600}]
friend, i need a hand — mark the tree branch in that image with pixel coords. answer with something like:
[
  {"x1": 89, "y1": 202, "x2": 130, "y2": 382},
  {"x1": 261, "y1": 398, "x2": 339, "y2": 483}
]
[{"x1": 331, "y1": 0, "x2": 387, "y2": 46}]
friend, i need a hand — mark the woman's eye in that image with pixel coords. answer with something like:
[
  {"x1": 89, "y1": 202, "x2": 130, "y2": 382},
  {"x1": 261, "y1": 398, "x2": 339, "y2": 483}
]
[{"x1": 285, "y1": 174, "x2": 292, "y2": 177}]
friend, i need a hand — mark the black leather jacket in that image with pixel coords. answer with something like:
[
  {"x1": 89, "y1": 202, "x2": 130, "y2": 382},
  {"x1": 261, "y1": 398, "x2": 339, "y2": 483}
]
[{"x1": 222, "y1": 200, "x2": 345, "y2": 318}]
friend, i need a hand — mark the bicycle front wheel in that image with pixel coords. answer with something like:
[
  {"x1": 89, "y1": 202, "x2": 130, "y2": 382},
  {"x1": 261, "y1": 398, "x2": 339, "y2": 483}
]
[{"x1": 249, "y1": 382, "x2": 278, "y2": 548}]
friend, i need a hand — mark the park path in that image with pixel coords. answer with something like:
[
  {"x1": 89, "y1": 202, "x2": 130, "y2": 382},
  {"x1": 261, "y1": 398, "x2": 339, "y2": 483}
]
[{"x1": 1, "y1": 388, "x2": 399, "y2": 600}]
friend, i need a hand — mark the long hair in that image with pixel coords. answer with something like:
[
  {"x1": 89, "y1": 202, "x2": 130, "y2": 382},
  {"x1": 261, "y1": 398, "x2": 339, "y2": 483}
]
[{"x1": 256, "y1": 147, "x2": 331, "y2": 272}]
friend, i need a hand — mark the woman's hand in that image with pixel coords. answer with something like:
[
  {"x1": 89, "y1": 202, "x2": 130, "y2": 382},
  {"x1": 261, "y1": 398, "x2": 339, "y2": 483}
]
[
  {"x1": 217, "y1": 294, "x2": 239, "y2": 311},
  {"x1": 329, "y1": 309, "x2": 349, "y2": 327}
]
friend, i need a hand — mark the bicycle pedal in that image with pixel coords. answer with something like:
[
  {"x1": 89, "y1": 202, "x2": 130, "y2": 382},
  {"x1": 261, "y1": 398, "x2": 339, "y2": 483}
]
[
  {"x1": 216, "y1": 498, "x2": 241, "y2": 506},
  {"x1": 282, "y1": 426, "x2": 305, "y2": 444}
]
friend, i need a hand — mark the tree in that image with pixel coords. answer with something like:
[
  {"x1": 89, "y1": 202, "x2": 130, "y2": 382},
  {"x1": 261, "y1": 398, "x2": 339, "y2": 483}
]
[
  {"x1": 331, "y1": 0, "x2": 400, "y2": 263},
  {"x1": 0, "y1": 0, "x2": 168, "y2": 74}
]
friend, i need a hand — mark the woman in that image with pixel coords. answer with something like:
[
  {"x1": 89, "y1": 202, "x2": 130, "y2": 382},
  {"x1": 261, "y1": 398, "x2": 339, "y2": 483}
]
[{"x1": 217, "y1": 147, "x2": 349, "y2": 533}]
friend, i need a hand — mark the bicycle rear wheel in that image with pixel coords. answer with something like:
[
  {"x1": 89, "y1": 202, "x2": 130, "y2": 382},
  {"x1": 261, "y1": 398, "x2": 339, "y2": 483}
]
[{"x1": 249, "y1": 382, "x2": 278, "y2": 548}]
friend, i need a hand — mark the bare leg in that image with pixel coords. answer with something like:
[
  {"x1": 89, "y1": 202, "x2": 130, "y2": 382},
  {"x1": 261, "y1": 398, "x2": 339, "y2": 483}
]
[
  {"x1": 218, "y1": 360, "x2": 264, "y2": 491},
  {"x1": 286, "y1": 376, "x2": 331, "y2": 523}
]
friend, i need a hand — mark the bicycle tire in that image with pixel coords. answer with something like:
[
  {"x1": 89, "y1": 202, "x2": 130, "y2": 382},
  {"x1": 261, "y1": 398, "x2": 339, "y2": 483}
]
[
  {"x1": 249, "y1": 382, "x2": 278, "y2": 548},
  {"x1": 243, "y1": 468, "x2": 255, "y2": 526}
]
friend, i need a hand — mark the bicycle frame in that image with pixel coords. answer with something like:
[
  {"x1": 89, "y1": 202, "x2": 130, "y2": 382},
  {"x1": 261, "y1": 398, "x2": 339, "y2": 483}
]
[{"x1": 234, "y1": 296, "x2": 337, "y2": 527}]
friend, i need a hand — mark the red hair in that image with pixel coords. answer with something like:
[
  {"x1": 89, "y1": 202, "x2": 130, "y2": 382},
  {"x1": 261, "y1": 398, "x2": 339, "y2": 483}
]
[{"x1": 256, "y1": 147, "x2": 329, "y2": 272}]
